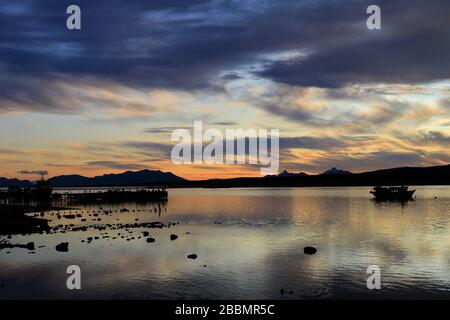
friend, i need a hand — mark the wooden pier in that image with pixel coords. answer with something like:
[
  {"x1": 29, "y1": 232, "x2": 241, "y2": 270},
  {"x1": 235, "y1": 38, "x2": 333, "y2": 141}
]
[{"x1": 60, "y1": 188, "x2": 168, "y2": 203}]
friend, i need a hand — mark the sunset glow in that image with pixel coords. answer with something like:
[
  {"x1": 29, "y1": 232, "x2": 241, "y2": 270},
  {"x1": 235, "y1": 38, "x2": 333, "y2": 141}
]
[{"x1": 0, "y1": 0, "x2": 449, "y2": 180}]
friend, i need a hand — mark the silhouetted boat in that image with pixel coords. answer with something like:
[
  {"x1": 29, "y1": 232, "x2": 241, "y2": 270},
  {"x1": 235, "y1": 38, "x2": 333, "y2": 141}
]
[{"x1": 370, "y1": 185, "x2": 415, "y2": 201}]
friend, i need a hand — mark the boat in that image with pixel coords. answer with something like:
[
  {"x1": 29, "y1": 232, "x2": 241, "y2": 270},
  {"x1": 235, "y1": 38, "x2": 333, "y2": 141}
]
[{"x1": 370, "y1": 185, "x2": 415, "y2": 201}]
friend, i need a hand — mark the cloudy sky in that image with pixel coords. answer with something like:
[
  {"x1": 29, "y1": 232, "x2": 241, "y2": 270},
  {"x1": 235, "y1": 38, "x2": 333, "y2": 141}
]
[{"x1": 0, "y1": 0, "x2": 449, "y2": 180}]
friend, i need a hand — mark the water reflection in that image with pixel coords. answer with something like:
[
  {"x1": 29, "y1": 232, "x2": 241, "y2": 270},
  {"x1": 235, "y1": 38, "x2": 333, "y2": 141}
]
[{"x1": 1, "y1": 187, "x2": 450, "y2": 299}]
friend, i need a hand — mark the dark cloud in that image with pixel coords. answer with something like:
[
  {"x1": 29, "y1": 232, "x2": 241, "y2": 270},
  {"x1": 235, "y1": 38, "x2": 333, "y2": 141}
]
[
  {"x1": 280, "y1": 136, "x2": 347, "y2": 150},
  {"x1": 211, "y1": 121, "x2": 238, "y2": 126},
  {"x1": 256, "y1": 100, "x2": 315, "y2": 123},
  {"x1": 220, "y1": 73, "x2": 243, "y2": 81},
  {"x1": 124, "y1": 141, "x2": 173, "y2": 154},
  {"x1": 143, "y1": 127, "x2": 185, "y2": 134},
  {"x1": 281, "y1": 151, "x2": 436, "y2": 174},
  {"x1": 1, "y1": 0, "x2": 448, "y2": 103},
  {"x1": 417, "y1": 131, "x2": 450, "y2": 145},
  {"x1": 121, "y1": 141, "x2": 176, "y2": 162},
  {"x1": 0, "y1": 0, "x2": 246, "y2": 93},
  {"x1": 125, "y1": 134, "x2": 347, "y2": 165},
  {"x1": 258, "y1": 0, "x2": 450, "y2": 88},
  {"x1": 0, "y1": 75, "x2": 81, "y2": 114},
  {"x1": 85, "y1": 161, "x2": 146, "y2": 170},
  {"x1": 17, "y1": 170, "x2": 49, "y2": 175},
  {"x1": 45, "y1": 163, "x2": 74, "y2": 167}
]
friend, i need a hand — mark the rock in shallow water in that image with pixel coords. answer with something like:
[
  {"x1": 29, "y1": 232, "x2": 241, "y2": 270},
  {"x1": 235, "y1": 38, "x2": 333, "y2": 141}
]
[
  {"x1": 187, "y1": 254, "x2": 198, "y2": 259},
  {"x1": 56, "y1": 242, "x2": 69, "y2": 252},
  {"x1": 146, "y1": 237, "x2": 155, "y2": 243},
  {"x1": 170, "y1": 234, "x2": 178, "y2": 241},
  {"x1": 304, "y1": 246, "x2": 317, "y2": 255}
]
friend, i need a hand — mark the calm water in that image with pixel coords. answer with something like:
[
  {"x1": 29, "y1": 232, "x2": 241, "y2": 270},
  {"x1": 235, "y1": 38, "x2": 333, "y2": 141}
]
[{"x1": 1, "y1": 186, "x2": 450, "y2": 299}]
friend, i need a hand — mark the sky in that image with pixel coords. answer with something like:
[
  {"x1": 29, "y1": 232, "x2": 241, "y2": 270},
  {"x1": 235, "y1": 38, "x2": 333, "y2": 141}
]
[{"x1": 0, "y1": 0, "x2": 449, "y2": 180}]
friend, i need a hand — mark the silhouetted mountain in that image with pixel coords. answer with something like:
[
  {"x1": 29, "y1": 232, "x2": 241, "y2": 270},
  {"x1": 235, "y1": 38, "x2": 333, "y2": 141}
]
[
  {"x1": 166, "y1": 164, "x2": 450, "y2": 188},
  {"x1": 47, "y1": 175, "x2": 90, "y2": 187},
  {"x1": 5, "y1": 164, "x2": 450, "y2": 188},
  {"x1": 266, "y1": 170, "x2": 309, "y2": 178},
  {"x1": 320, "y1": 167, "x2": 352, "y2": 175},
  {"x1": 0, "y1": 177, "x2": 34, "y2": 187},
  {"x1": 47, "y1": 170, "x2": 185, "y2": 187}
]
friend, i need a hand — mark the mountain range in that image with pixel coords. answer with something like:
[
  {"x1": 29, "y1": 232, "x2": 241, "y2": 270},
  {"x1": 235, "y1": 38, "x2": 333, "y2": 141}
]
[
  {"x1": 173, "y1": 164, "x2": 450, "y2": 188},
  {"x1": 265, "y1": 170, "x2": 309, "y2": 178},
  {"x1": 0, "y1": 170, "x2": 185, "y2": 187},
  {"x1": 0, "y1": 177, "x2": 34, "y2": 188},
  {"x1": 1, "y1": 164, "x2": 449, "y2": 188},
  {"x1": 266, "y1": 167, "x2": 353, "y2": 178},
  {"x1": 320, "y1": 167, "x2": 352, "y2": 175}
]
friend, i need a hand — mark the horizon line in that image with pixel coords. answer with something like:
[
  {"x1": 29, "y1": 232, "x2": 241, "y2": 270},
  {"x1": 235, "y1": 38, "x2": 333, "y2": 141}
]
[{"x1": 4, "y1": 163, "x2": 450, "y2": 182}]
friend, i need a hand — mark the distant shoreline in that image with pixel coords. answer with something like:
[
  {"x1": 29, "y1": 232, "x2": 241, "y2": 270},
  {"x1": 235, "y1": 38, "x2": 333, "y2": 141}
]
[{"x1": 1, "y1": 164, "x2": 449, "y2": 189}]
